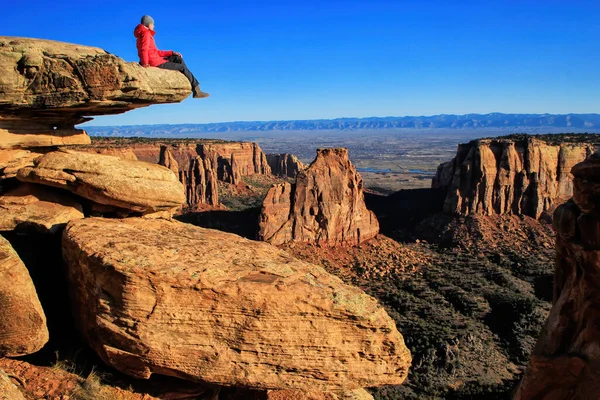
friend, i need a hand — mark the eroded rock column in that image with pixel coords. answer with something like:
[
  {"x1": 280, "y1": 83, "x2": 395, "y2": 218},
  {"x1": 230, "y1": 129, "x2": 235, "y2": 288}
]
[{"x1": 515, "y1": 152, "x2": 600, "y2": 399}]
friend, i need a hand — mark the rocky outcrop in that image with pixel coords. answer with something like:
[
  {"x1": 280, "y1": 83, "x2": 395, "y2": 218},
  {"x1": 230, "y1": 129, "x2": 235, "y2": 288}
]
[
  {"x1": 0, "y1": 235, "x2": 48, "y2": 356},
  {"x1": 0, "y1": 184, "x2": 83, "y2": 233},
  {"x1": 17, "y1": 149, "x2": 186, "y2": 213},
  {"x1": 81, "y1": 147, "x2": 138, "y2": 160},
  {"x1": 259, "y1": 148, "x2": 379, "y2": 246},
  {"x1": 0, "y1": 37, "x2": 190, "y2": 132},
  {"x1": 0, "y1": 149, "x2": 42, "y2": 180},
  {"x1": 514, "y1": 152, "x2": 600, "y2": 399},
  {"x1": 158, "y1": 145, "x2": 219, "y2": 208},
  {"x1": 0, "y1": 368, "x2": 25, "y2": 400},
  {"x1": 435, "y1": 137, "x2": 594, "y2": 218},
  {"x1": 266, "y1": 389, "x2": 373, "y2": 400},
  {"x1": 198, "y1": 142, "x2": 271, "y2": 184},
  {"x1": 267, "y1": 154, "x2": 305, "y2": 178},
  {"x1": 63, "y1": 217, "x2": 410, "y2": 390}
]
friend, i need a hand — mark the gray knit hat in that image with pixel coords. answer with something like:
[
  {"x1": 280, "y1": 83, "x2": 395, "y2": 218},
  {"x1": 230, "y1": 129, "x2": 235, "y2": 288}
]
[{"x1": 141, "y1": 15, "x2": 154, "y2": 27}]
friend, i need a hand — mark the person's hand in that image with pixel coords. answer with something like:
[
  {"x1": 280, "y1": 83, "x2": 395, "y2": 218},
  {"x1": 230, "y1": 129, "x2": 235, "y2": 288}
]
[{"x1": 173, "y1": 51, "x2": 182, "y2": 58}]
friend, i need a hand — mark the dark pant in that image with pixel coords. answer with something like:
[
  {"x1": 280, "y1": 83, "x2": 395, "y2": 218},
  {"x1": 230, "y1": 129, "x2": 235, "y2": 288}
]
[{"x1": 158, "y1": 55, "x2": 199, "y2": 89}]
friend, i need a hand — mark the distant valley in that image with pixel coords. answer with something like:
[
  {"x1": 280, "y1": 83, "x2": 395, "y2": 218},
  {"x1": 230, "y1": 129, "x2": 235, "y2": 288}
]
[{"x1": 85, "y1": 115, "x2": 600, "y2": 193}]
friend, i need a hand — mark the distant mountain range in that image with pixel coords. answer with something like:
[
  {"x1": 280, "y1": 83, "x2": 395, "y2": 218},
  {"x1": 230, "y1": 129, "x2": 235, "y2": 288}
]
[{"x1": 85, "y1": 113, "x2": 600, "y2": 137}]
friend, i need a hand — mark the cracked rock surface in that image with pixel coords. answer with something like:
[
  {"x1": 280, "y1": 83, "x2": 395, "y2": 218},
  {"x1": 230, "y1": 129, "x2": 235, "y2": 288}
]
[{"x1": 62, "y1": 217, "x2": 411, "y2": 390}]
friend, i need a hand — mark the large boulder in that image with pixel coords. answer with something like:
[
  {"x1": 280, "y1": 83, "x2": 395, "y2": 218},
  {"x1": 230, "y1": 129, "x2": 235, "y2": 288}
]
[
  {"x1": 17, "y1": 149, "x2": 186, "y2": 213},
  {"x1": 0, "y1": 235, "x2": 48, "y2": 356},
  {"x1": 259, "y1": 148, "x2": 379, "y2": 246},
  {"x1": 0, "y1": 184, "x2": 83, "y2": 233},
  {"x1": 62, "y1": 218, "x2": 411, "y2": 390}
]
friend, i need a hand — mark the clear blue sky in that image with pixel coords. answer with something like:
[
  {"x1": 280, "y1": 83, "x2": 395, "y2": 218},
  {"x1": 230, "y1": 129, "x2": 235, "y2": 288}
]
[{"x1": 3, "y1": 0, "x2": 599, "y2": 126}]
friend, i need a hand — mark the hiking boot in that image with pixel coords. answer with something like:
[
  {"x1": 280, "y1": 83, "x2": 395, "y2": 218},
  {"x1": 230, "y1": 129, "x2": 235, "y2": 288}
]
[{"x1": 193, "y1": 86, "x2": 210, "y2": 99}]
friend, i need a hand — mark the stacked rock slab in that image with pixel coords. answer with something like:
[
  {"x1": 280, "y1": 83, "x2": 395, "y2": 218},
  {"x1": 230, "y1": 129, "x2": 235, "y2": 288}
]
[
  {"x1": 63, "y1": 217, "x2": 411, "y2": 390},
  {"x1": 0, "y1": 37, "x2": 190, "y2": 218},
  {"x1": 514, "y1": 152, "x2": 600, "y2": 399},
  {"x1": 434, "y1": 136, "x2": 594, "y2": 218},
  {"x1": 267, "y1": 153, "x2": 305, "y2": 178},
  {"x1": 0, "y1": 183, "x2": 84, "y2": 233},
  {"x1": 17, "y1": 149, "x2": 186, "y2": 214},
  {"x1": 259, "y1": 148, "x2": 379, "y2": 246},
  {"x1": 0, "y1": 235, "x2": 48, "y2": 356}
]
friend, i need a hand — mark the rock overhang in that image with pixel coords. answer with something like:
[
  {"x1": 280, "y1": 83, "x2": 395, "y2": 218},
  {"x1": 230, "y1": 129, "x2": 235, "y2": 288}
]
[{"x1": 0, "y1": 36, "x2": 191, "y2": 128}]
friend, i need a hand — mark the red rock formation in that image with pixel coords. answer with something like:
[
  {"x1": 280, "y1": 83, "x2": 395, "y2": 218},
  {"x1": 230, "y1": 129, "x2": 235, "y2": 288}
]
[
  {"x1": 258, "y1": 148, "x2": 379, "y2": 246},
  {"x1": 197, "y1": 142, "x2": 271, "y2": 184},
  {"x1": 0, "y1": 235, "x2": 48, "y2": 356},
  {"x1": 435, "y1": 137, "x2": 594, "y2": 218},
  {"x1": 514, "y1": 152, "x2": 600, "y2": 399},
  {"x1": 63, "y1": 217, "x2": 410, "y2": 391},
  {"x1": 158, "y1": 145, "x2": 219, "y2": 208},
  {"x1": 266, "y1": 153, "x2": 305, "y2": 178}
]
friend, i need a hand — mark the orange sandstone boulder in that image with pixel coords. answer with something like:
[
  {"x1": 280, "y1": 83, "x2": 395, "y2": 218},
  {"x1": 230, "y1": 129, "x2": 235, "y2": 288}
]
[
  {"x1": 0, "y1": 184, "x2": 83, "y2": 233},
  {"x1": 17, "y1": 149, "x2": 186, "y2": 213},
  {"x1": 0, "y1": 235, "x2": 48, "y2": 356},
  {"x1": 259, "y1": 148, "x2": 379, "y2": 246},
  {"x1": 62, "y1": 218, "x2": 410, "y2": 390}
]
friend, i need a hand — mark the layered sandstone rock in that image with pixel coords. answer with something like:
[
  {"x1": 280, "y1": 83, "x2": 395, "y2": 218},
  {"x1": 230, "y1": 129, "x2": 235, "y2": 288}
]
[
  {"x1": 198, "y1": 142, "x2": 271, "y2": 184},
  {"x1": 158, "y1": 145, "x2": 219, "y2": 208},
  {"x1": 0, "y1": 37, "x2": 190, "y2": 131},
  {"x1": 436, "y1": 137, "x2": 594, "y2": 218},
  {"x1": 259, "y1": 148, "x2": 379, "y2": 246},
  {"x1": 267, "y1": 153, "x2": 305, "y2": 178},
  {"x1": 17, "y1": 149, "x2": 186, "y2": 213},
  {"x1": 0, "y1": 184, "x2": 83, "y2": 233},
  {"x1": 514, "y1": 152, "x2": 600, "y2": 399},
  {"x1": 63, "y1": 217, "x2": 410, "y2": 390},
  {"x1": 267, "y1": 389, "x2": 373, "y2": 400},
  {"x1": 0, "y1": 368, "x2": 25, "y2": 400},
  {"x1": 0, "y1": 235, "x2": 48, "y2": 356},
  {"x1": 0, "y1": 148, "x2": 42, "y2": 179}
]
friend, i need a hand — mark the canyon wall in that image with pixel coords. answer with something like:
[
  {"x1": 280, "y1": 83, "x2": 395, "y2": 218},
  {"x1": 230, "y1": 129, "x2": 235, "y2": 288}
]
[
  {"x1": 266, "y1": 153, "x2": 305, "y2": 178},
  {"x1": 434, "y1": 137, "x2": 595, "y2": 218},
  {"x1": 515, "y1": 152, "x2": 600, "y2": 399}
]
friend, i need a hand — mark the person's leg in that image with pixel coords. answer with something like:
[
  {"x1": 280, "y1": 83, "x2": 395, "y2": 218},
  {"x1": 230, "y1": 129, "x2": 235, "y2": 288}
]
[{"x1": 158, "y1": 56, "x2": 199, "y2": 89}]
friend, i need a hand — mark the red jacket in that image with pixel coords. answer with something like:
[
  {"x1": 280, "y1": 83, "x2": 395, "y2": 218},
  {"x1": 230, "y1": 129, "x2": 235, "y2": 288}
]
[{"x1": 134, "y1": 24, "x2": 173, "y2": 67}]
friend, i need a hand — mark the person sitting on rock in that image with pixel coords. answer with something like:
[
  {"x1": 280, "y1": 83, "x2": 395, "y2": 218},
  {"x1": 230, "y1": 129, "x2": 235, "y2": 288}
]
[{"x1": 134, "y1": 15, "x2": 209, "y2": 99}]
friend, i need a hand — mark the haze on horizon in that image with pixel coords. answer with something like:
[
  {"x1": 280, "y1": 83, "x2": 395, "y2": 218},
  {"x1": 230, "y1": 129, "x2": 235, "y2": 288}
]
[{"x1": 4, "y1": 0, "x2": 599, "y2": 127}]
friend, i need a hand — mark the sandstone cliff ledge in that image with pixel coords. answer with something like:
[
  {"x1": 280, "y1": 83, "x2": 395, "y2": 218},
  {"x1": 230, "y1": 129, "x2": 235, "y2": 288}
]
[
  {"x1": 434, "y1": 135, "x2": 596, "y2": 218},
  {"x1": 0, "y1": 37, "x2": 190, "y2": 149},
  {"x1": 259, "y1": 148, "x2": 379, "y2": 246}
]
